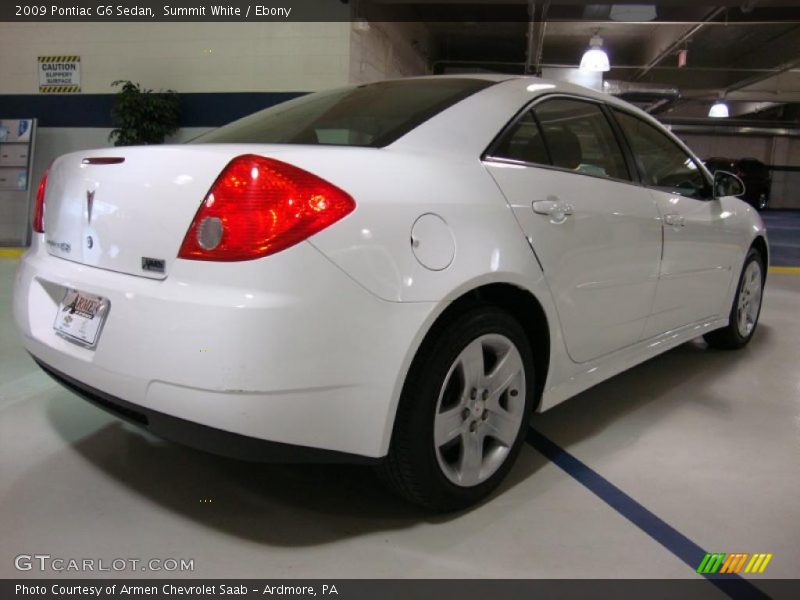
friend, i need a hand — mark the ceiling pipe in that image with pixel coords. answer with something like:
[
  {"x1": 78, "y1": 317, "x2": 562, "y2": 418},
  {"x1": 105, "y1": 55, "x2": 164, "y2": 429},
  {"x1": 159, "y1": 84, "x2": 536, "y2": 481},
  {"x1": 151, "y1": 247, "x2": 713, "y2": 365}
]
[
  {"x1": 524, "y1": 9, "x2": 536, "y2": 74},
  {"x1": 524, "y1": 0, "x2": 550, "y2": 75},
  {"x1": 724, "y1": 55, "x2": 800, "y2": 94},
  {"x1": 730, "y1": 102, "x2": 782, "y2": 117},
  {"x1": 662, "y1": 121, "x2": 800, "y2": 137},
  {"x1": 660, "y1": 56, "x2": 800, "y2": 116},
  {"x1": 631, "y1": 7, "x2": 726, "y2": 81},
  {"x1": 532, "y1": 0, "x2": 550, "y2": 75},
  {"x1": 604, "y1": 79, "x2": 681, "y2": 113}
]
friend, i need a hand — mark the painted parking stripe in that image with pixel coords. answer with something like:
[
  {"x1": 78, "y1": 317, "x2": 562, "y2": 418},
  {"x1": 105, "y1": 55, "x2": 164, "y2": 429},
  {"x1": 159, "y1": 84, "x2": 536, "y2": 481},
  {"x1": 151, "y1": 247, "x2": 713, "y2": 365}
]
[
  {"x1": 768, "y1": 265, "x2": 800, "y2": 275},
  {"x1": 0, "y1": 248, "x2": 24, "y2": 259},
  {"x1": 525, "y1": 427, "x2": 769, "y2": 599}
]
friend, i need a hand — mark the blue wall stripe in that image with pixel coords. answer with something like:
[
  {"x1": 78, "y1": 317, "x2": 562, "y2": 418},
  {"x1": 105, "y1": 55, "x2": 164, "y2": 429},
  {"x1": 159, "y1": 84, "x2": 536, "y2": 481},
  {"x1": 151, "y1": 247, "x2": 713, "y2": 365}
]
[
  {"x1": 0, "y1": 92, "x2": 305, "y2": 128},
  {"x1": 525, "y1": 428, "x2": 769, "y2": 599}
]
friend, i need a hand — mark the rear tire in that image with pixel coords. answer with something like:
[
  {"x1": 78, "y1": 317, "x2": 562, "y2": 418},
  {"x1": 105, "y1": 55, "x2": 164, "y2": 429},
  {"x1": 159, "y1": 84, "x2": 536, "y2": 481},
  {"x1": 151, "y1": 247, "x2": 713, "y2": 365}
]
[
  {"x1": 379, "y1": 307, "x2": 535, "y2": 511},
  {"x1": 704, "y1": 248, "x2": 765, "y2": 350}
]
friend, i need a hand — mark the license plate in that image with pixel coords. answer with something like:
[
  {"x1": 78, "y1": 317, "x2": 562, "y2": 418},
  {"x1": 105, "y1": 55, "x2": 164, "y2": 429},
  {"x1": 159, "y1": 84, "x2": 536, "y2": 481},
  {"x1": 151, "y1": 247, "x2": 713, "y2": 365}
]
[{"x1": 53, "y1": 289, "x2": 110, "y2": 348}]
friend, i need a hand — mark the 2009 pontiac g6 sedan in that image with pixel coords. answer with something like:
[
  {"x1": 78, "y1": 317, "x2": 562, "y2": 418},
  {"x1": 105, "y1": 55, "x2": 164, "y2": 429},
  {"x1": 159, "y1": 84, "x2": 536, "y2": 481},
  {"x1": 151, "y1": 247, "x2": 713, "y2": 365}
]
[{"x1": 14, "y1": 75, "x2": 767, "y2": 510}]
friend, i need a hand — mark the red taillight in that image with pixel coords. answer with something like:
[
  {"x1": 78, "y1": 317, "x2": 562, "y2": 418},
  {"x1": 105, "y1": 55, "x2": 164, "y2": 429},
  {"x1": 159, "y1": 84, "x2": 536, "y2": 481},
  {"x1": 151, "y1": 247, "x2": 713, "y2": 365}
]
[
  {"x1": 33, "y1": 163, "x2": 52, "y2": 234},
  {"x1": 178, "y1": 155, "x2": 355, "y2": 261}
]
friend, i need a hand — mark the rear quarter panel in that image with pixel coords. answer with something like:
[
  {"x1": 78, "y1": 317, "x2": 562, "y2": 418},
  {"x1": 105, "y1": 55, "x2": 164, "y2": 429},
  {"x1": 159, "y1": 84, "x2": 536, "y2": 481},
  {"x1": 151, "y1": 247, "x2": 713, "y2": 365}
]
[
  {"x1": 303, "y1": 148, "x2": 546, "y2": 303},
  {"x1": 293, "y1": 147, "x2": 569, "y2": 427}
]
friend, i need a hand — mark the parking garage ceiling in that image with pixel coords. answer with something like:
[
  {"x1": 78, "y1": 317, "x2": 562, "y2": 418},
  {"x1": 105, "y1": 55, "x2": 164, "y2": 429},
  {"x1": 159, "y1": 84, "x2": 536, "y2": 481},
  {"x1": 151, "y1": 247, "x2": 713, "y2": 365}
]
[{"x1": 360, "y1": 1, "x2": 800, "y2": 121}]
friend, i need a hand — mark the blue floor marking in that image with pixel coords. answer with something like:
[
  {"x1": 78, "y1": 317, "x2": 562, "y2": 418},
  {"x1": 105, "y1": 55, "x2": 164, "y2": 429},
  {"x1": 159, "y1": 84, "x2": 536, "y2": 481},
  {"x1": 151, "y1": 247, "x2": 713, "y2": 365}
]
[{"x1": 526, "y1": 427, "x2": 770, "y2": 599}]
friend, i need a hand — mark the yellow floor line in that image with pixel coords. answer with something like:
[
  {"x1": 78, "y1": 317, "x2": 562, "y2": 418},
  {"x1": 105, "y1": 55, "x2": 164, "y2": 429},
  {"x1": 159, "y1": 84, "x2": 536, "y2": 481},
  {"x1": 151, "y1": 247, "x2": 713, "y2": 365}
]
[
  {"x1": 0, "y1": 248, "x2": 25, "y2": 259},
  {"x1": 769, "y1": 266, "x2": 800, "y2": 275}
]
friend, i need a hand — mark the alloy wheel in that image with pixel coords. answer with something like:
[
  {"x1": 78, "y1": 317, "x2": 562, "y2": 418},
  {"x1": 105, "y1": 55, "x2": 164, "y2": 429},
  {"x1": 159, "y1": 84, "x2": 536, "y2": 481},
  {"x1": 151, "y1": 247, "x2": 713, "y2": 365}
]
[
  {"x1": 433, "y1": 334, "x2": 526, "y2": 487},
  {"x1": 737, "y1": 261, "x2": 763, "y2": 338}
]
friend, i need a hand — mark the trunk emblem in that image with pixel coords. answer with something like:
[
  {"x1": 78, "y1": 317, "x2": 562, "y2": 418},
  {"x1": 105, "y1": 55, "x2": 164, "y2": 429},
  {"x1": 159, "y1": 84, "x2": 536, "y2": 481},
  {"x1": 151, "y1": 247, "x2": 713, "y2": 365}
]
[
  {"x1": 86, "y1": 190, "x2": 95, "y2": 224},
  {"x1": 46, "y1": 239, "x2": 71, "y2": 253},
  {"x1": 141, "y1": 257, "x2": 166, "y2": 274}
]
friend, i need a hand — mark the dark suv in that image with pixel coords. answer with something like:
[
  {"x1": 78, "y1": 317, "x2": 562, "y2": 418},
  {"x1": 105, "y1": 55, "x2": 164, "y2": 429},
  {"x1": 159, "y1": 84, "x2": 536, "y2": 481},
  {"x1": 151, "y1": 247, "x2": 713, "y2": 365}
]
[{"x1": 704, "y1": 157, "x2": 772, "y2": 210}]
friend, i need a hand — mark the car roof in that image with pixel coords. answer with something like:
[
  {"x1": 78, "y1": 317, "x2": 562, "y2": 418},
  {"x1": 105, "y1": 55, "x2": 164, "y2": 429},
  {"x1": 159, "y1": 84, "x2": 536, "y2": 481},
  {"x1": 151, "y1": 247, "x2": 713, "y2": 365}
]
[
  {"x1": 390, "y1": 74, "x2": 636, "y2": 105},
  {"x1": 385, "y1": 73, "x2": 614, "y2": 98},
  {"x1": 391, "y1": 74, "x2": 675, "y2": 158}
]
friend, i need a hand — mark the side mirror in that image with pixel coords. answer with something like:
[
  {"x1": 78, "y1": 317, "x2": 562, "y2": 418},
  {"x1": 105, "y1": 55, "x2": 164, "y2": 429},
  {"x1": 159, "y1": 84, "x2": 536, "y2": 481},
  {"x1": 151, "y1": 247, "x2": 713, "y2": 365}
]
[{"x1": 713, "y1": 170, "x2": 745, "y2": 199}]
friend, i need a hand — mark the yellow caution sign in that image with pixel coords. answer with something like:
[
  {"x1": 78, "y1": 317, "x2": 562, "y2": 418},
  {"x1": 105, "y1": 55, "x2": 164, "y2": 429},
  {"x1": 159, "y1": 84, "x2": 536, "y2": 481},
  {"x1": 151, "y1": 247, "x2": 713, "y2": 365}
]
[{"x1": 38, "y1": 56, "x2": 81, "y2": 93}]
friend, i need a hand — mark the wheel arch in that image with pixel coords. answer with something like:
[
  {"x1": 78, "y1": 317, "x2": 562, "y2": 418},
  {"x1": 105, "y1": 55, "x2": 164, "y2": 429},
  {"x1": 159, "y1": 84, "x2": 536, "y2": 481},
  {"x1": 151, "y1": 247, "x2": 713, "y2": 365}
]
[
  {"x1": 751, "y1": 235, "x2": 769, "y2": 273},
  {"x1": 453, "y1": 284, "x2": 551, "y2": 406},
  {"x1": 390, "y1": 282, "x2": 551, "y2": 440}
]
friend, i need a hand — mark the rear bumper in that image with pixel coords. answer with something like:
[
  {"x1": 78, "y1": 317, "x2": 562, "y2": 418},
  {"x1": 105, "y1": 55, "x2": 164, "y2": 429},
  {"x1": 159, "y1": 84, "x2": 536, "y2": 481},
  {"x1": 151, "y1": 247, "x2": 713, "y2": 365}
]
[
  {"x1": 14, "y1": 237, "x2": 435, "y2": 459},
  {"x1": 35, "y1": 356, "x2": 378, "y2": 464}
]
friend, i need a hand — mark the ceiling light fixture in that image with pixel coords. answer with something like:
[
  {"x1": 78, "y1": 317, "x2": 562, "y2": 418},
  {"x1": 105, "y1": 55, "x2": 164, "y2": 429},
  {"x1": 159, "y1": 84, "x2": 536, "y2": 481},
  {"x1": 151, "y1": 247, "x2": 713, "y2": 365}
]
[
  {"x1": 609, "y1": 4, "x2": 657, "y2": 21},
  {"x1": 709, "y1": 100, "x2": 729, "y2": 118},
  {"x1": 580, "y1": 35, "x2": 610, "y2": 72}
]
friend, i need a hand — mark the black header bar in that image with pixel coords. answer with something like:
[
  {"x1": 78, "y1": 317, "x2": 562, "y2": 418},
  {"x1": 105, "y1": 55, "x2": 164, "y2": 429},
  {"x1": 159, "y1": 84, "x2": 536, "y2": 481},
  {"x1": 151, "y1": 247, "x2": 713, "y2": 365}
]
[{"x1": 6, "y1": 1, "x2": 800, "y2": 23}]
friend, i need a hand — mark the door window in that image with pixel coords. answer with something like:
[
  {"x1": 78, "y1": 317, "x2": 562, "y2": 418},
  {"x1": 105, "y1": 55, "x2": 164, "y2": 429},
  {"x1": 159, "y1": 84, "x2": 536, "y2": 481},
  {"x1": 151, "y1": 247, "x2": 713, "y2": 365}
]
[
  {"x1": 613, "y1": 109, "x2": 710, "y2": 199},
  {"x1": 534, "y1": 98, "x2": 630, "y2": 181}
]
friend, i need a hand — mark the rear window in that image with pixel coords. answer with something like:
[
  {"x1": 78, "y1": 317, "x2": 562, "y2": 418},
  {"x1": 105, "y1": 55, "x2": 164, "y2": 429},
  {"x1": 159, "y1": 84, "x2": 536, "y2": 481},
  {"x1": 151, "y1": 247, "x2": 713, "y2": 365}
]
[{"x1": 191, "y1": 78, "x2": 494, "y2": 148}]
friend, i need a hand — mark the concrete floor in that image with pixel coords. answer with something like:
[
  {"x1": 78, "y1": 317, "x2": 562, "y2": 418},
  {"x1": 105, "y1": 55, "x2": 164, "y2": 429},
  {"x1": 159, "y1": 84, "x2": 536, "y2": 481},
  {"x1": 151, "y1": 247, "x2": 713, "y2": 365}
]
[{"x1": 1, "y1": 255, "x2": 799, "y2": 580}]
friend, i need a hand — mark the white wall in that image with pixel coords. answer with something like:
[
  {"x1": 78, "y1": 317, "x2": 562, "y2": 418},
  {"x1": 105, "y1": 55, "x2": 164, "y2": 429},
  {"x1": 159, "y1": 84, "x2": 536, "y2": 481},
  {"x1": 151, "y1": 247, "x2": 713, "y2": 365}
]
[
  {"x1": 767, "y1": 137, "x2": 800, "y2": 210},
  {"x1": 349, "y1": 21, "x2": 432, "y2": 84},
  {"x1": 0, "y1": 21, "x2": 431, "y2": 94},
  {"x1": 0, "y1": 22, "x2": 431, "y2": 242},
  {"x1": 0, "y1": 22, "x2": 353, "y2": 94}
]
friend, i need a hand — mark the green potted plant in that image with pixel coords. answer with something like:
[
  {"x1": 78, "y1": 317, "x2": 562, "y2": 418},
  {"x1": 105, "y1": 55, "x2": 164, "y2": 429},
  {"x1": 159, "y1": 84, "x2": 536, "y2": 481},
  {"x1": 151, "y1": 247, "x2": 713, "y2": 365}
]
[{"x1": 109, "y1": 80, "x2": 180, "y2": 146}]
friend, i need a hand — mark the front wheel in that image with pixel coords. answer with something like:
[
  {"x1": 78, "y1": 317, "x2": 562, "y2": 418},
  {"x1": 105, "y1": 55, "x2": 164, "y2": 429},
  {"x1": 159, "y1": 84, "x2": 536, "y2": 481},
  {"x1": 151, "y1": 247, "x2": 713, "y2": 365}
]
[
  {"x1": 704, "y1": 248, "x2": 765, "y2": 349},
  {"x1": 379, "y1": 307, "x2": 535, "y2": 511}
]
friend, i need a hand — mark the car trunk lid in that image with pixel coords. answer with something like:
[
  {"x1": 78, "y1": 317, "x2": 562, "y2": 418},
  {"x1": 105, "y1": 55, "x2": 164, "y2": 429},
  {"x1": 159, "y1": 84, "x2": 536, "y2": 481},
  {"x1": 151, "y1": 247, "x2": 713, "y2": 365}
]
[{"x1": 43, "y1": 146, "x2": 245, "y2": 279}]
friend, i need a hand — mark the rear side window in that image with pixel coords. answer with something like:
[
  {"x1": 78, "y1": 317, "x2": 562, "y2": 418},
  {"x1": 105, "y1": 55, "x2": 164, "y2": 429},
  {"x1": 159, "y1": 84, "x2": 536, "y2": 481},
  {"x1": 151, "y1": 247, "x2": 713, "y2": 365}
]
[
  {"x1": 535, "y1": 98, "x2": 630, "y2": 181},
  {"x1": 487, "y1": 111, "x2": 550, "y2": 165},
  {"x1": 191, "y1": 78, "x2": 493, "y2": 148},
  {"x1": 613, "y1": 109, "x2": 710, "y2": 199}
]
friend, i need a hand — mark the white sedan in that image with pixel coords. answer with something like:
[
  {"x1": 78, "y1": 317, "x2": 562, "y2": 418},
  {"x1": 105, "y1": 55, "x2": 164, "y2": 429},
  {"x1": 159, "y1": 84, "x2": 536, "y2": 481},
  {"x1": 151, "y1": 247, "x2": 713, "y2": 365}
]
[{"x1": 14, "y1": 75, "x2": 767, "y2": 510}]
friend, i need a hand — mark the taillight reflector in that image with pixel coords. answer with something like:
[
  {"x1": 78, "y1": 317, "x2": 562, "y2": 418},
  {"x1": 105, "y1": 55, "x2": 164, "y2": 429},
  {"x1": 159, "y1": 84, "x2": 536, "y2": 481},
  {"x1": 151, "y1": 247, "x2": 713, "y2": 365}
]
[{"x1": 33, "y1": 162, "x2": 52, "y2": 234}]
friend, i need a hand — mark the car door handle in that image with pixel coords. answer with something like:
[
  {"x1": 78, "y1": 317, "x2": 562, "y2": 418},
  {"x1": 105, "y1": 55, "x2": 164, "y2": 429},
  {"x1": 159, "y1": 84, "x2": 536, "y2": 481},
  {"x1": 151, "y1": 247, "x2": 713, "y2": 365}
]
[
  {"x1": 533, "y1": 198, "x2": 574, "y2": 222},
  {"x1": 663, "y1": 213, "x2": 685, "y2": 227}
]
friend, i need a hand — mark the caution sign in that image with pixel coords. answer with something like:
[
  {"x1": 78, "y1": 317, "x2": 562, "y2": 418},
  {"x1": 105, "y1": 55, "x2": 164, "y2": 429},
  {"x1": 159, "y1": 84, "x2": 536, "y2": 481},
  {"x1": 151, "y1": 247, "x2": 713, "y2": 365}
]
[{"x1": 38, "y1": 56, "x2": 81, "y2": 93}]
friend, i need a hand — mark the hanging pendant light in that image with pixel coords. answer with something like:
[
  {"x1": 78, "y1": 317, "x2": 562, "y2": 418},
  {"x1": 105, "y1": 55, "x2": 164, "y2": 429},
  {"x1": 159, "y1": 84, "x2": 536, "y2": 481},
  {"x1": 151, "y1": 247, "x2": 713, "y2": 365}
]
[
  {"x1": 709, "y1": 100, "x2": 729, "y2": 118},
  {"x1": 580, "y1": 35, "x2": 610, "y2": 72}
]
